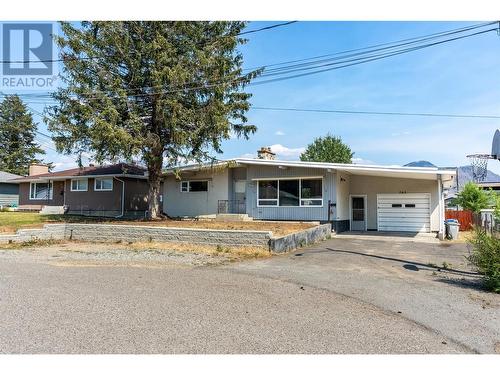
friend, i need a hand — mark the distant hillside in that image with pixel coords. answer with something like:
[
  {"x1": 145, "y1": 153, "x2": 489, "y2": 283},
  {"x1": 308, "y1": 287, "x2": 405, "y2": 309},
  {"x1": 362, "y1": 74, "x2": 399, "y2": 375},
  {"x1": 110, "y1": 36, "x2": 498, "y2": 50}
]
[
  {"x1": 456, "y1": 165, "x2": 500, "y2": 187},
  {"x1": 404, "y1": 160, "x2": 437, "y2": 168},
  {"x1": 404, "y1": 160, "x2": 500, "y2": 195}
]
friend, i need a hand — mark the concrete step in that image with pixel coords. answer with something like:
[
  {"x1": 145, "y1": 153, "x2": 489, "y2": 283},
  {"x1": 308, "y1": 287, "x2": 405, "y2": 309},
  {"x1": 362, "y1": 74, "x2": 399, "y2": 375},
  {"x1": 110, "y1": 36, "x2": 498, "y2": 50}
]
[
  {"x1": 39, "y1": 206, "x2": 66, "y2": 215},
  {"x1": 215, "y1": 214, "x2": 253, "y2": 222}
]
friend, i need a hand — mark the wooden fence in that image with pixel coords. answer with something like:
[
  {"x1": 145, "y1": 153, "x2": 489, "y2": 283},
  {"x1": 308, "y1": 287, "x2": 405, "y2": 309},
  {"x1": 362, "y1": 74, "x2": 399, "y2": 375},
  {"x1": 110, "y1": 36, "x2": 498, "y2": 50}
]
[{"x1": 445, "y1": 210, "x2": 473, "y2": 230}]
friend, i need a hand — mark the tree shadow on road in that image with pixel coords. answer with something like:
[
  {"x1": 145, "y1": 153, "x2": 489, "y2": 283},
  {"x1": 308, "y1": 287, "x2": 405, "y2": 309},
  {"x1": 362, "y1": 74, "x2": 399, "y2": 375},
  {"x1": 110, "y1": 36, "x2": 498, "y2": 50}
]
[{"x1": 315, "y1": 247, "x2": 479, "y2": 276}]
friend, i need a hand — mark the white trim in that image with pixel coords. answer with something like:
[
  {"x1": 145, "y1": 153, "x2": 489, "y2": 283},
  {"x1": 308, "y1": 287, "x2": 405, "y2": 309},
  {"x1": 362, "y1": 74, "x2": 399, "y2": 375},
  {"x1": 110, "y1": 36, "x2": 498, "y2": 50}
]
[
  {"x1": 70, "y1": 178, "x2": 88, "y2": 192},
  {"x1": 256, "y1": 177, "x2": 324, "y2": 208},
  {"x1": 29, "y1": 181, "x2": 53, "y2": 200},
  {"x1": 94, "y1": 177, "x2": 113, "y2": 191},
  {"x1": 251, "y1": 175, "x2": 324, "y2": 181},
  {"x1": 349, "y1": 195, "x2": 367, "y2": 231},
  {"x1": 179, "y1": 179, "x2": 209, "y2": 193}
]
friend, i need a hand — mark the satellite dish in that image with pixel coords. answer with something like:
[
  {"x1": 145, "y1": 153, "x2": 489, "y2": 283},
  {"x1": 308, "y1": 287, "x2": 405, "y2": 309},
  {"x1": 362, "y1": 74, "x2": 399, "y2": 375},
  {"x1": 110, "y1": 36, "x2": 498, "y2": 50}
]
[{"x1": 492, "y1": 129, "x2": 500, "y2": 160}]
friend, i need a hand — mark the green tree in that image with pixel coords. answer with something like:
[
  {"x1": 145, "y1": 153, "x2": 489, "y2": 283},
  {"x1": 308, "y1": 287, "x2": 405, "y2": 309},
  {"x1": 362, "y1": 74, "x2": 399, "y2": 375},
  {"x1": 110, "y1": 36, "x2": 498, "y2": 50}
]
[
  {"x1": 47, "y1": 22, "x2": 261, "y2": 219},
  {"x1": 0, "y1": 95, "x2": 45, "y2": 175},
  {"x1": 455, "y1": 182, "x2": 491, "y2": 213},
  {"x1": 300, "y1": 133, "x2": 353, "y2": 163}
]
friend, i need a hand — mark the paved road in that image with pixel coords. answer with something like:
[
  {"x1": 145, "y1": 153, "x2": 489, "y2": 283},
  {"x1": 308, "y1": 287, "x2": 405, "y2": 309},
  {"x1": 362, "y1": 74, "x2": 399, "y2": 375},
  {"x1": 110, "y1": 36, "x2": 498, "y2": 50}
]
[
  {"x1": 229, "y1": 237, "x2": 500, "y2": 354},
  {"x1": 0, "y1": 244, "x2": 466, "y2": 354}
]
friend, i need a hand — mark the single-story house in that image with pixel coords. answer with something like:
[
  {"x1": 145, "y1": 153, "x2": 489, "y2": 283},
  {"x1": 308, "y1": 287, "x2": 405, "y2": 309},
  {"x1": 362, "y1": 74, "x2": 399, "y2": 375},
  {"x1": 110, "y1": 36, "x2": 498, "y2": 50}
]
[
  {"x1": 163, "y1": 148, "x2": 456, "y2": 237},
  {"x1": 12, "y1": 163, "x2": 156, "y2": 218},
  {"x1": 0, "y1": 171, "x2": 21, "y2": 207}
]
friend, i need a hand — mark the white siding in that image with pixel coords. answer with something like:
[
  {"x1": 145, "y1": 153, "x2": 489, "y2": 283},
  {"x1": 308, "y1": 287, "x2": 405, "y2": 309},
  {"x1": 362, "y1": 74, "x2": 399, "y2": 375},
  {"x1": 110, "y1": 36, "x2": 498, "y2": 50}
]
[
  {"x1": 335, "y1": 172, "x2": 350, "y2": 221},
  {"x1": 0, "y1": 194, "x2": 19, "y2": 206},
  {"x1": 349, "y1": 175, "x2": 440, "y2": 232},
  {"x1": 162, "y1": 168, "x2": 230, "y2": 217}
]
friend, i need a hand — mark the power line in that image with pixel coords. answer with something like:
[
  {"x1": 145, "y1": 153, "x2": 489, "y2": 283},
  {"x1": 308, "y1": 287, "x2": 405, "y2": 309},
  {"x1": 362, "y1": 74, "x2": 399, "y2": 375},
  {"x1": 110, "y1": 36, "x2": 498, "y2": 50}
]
[
  {"x1": 252, "y1": 106, "x2": 500, "y2": 119},
  {"x1": 243, "y1": 21, "x2": 498, "y2": 71},
  {"x1": 0, "y1": 22, "x2": 298, "y2": 65},
  {"x1": 238, "y1": 21, "x2": 298, "y2": 35},
  {"x1": 0, "y1": 22, "x2": 497, "y2": 101}
]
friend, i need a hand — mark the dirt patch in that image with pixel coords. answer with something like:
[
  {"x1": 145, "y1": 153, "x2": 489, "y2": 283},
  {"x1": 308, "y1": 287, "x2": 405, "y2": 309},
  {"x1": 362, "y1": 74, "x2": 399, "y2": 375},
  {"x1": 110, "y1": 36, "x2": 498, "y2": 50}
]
[
  {"x1": 0, "y1": 211, "x2": 317, "y2": 237},
  {"x1": 95, "y1": 219, "x2": 316, "y2": 237},
  {"x1": 0, "y1": 240, "x2": 271, "y2": 269}
]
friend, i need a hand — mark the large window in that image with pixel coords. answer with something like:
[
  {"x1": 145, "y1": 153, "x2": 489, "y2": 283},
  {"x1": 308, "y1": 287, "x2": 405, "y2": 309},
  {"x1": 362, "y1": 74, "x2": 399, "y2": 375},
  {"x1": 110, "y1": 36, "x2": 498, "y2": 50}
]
[
  {"x1": 94, "y1": 177, "x2": 113, "y2": 191},
  {"x1": 30, "y1": 182, "x2": 53, "y2": 200},
  {"x1": 257, "y1": 178, "x2": 323, "y2": 207},
  {"x1": 70, "y1": 178, "x2": 88, "y2": 192},
  {"x1": 300, "y1": 179, "x2": 323, "y2": 206},
  {"x1": 180, "y1": 180, "x2": 209, "y2": 192},
  {"x1": 258, "y1": 180, "x2": 278, "y2": 205},
  {"x1": 279, "y1": 180, "x2": 299, "y2": 206}
]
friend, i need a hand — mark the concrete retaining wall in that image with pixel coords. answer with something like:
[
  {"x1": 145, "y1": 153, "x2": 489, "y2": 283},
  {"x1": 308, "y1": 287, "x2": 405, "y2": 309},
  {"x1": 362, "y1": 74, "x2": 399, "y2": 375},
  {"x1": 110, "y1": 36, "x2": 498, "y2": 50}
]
[
  {"x1": 0, "y1": 223, "x2": 331, "y2": 252},
  {"x1": 0, "y1": 224, "x2": 66, "y2": 243},
  {"x1": 63, "y1": 224, "x2": 271, "y2": 247},
  {"x1": 269, "y1": 223, "x2": 332, "y2": 253}
]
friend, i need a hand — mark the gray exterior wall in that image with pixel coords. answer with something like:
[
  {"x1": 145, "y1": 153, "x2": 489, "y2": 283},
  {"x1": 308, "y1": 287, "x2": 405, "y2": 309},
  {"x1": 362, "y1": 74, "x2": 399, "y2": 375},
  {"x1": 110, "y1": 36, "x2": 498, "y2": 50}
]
[
  {"x1": 0, "y1": 182, "x2": 19, "y2": 206},
  {"x1": 163, "y1": 167, "x2": 230, "y2": 217},
  {"x1": 245, "y1": 165, "x2": 336, "y2": 221},
  {"x1": 349, "y1": 175, "x2": 440, "y2": 231}
]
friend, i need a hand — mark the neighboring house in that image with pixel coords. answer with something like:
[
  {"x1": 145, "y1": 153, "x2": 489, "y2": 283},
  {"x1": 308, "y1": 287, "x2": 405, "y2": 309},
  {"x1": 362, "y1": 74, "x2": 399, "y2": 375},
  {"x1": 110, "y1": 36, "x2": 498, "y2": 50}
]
[
  {"x1": 12, "y1": 163, "x2": 156, "y2": 218},
  {"x1": 0, "y1": 171, "x2": 21, "y2": 207},
  {"x1": 163, "y1": 148, "x2": 456, "y2": 237},
  {"x1": 477, "y1": 181, "x2": 500, "y2": 191}
]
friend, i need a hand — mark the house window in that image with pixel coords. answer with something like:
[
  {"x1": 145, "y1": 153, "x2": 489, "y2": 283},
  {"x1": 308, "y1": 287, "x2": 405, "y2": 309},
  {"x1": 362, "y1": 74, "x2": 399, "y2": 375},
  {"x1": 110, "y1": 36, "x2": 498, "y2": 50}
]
[
  {"x1": 180, "y1": 180, "x2": 209, "y2": 192},
  {"x1": 29, "y1": 182, "x2": 53, "y2": 200},
  {"x1": 392, "y1": 204, "x2": 402, "y2": 208},
  {"x1": 405, "y1": 203, "x2": 416, "y2": 208},
  {"x1": 300, "y1": 179, "x2": 323, "y2": 206},
  {"x1": 279, "y1": 179, "x2": 299, "y2": 206},
  {"x1": 258, "y1": 180, "x2": 278, "y2": 206},
  {"x1": 70, "y1": 179, "x2": 88, "y2": 192},
  {"x1": 257, "y1": 178, "x2": 323, "y2": 207},
  {"x1": 94, "y1": 177, "x2": 113, "y2": 191}
]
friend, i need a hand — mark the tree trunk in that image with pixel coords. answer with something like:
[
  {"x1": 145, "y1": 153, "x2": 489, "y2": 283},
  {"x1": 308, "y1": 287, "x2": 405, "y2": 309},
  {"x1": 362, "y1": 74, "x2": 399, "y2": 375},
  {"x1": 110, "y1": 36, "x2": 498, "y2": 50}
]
[{"x1": 146, "y1": 152, "x2": 163, "y2": 220}]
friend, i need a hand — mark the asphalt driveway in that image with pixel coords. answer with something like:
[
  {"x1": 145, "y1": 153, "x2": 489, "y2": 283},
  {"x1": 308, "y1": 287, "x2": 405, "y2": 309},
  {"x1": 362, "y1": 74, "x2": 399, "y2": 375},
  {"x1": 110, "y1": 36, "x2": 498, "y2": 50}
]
[
  {"x1": 0, "y1": 242, "x2": 470, "y2": 354},
  {"x1": 228, "y1": 236, "x2": 500, "y2": 354}
]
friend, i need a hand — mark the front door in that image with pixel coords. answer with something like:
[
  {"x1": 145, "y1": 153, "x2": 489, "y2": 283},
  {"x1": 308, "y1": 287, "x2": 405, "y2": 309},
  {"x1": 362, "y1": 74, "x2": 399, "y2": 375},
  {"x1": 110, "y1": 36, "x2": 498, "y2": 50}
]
[
  {"x1": 232, "y1": 180, "x2": 246, "y2": 213},
  {"x1": 351, "y1": 196, "x2": 366, "y2": 231}
]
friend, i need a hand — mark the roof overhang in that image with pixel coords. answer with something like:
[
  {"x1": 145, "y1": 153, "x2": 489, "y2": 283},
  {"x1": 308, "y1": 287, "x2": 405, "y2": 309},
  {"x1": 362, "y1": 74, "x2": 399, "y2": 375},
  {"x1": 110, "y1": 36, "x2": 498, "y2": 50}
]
[
  {"x1": 235, "y1": 158, "x2": 456, "y2": 181},
  {"x1": 163, "y1": 158, "x2": 456, "y2": 185},
  {"x1": 13, "y1": 174, "x2": 148, "y2": 183}
]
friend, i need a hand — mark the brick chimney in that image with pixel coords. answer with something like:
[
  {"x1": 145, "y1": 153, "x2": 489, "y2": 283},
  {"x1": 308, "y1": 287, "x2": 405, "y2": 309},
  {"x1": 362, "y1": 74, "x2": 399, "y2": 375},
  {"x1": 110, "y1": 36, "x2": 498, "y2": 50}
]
[
  {"x1": 28, "y1": 163, "x2": 49, "y2": 176},
  {"x1": 257, "y1": 146, "x2": 276, "y2": 160}
]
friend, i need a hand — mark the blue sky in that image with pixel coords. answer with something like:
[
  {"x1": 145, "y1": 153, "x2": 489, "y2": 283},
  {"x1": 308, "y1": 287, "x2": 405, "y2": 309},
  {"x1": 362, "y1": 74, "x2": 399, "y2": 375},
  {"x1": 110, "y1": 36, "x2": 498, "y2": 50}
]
[{"x1": 5, "y1": 21, "x2": 500, "y2": 173}]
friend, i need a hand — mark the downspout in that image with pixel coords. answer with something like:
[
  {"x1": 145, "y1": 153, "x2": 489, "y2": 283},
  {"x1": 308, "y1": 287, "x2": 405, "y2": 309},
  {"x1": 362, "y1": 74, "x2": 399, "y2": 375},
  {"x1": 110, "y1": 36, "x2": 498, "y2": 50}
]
[
  {"x1": 114, "y1": 177, "x2": 125, "y2": 218},
  {"x1": 438, "y1": 175, "x2": 444, "y2": 240}
]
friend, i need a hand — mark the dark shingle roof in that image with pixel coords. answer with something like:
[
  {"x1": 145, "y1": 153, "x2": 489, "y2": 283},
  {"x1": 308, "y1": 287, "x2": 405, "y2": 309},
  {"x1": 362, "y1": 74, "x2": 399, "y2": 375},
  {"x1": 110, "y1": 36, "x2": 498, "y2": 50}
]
[{"x1": 12, "y1": 163, "x2": 147, "y2": 181}]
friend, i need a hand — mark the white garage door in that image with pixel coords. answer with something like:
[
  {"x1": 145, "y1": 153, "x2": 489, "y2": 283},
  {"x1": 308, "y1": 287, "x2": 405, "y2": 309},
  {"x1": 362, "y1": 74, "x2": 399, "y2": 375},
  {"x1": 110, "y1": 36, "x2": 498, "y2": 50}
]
[{"x1": 377, "y1": 193, "x2": 431, "y2": 232}]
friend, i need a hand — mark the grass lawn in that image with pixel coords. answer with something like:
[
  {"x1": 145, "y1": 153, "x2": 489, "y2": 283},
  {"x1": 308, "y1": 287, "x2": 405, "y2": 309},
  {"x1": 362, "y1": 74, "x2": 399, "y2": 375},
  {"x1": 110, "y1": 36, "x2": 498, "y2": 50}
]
[
  {"x1": 0, "y1": 212, "x2": 66, "y2": 233},
  {"x1": 0, "y1": 211, "x2": 317, "y2": 236}
]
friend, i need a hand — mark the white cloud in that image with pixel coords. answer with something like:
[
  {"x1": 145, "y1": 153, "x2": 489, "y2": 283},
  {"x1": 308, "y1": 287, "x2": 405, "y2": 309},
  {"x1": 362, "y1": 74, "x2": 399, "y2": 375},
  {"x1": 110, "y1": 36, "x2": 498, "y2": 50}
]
[
  {"x1": 270, "y1": 144, "x2": 305, "y2": 160},
  {"x1": 352, "y1": 157, "x2": 375, "y2": 165},
  {"x1": 275, "y1": 130, "x2": 285, "y2": 136},
  {"x1": 238, "y1": 153, "x2": 255, "y2": 159}
]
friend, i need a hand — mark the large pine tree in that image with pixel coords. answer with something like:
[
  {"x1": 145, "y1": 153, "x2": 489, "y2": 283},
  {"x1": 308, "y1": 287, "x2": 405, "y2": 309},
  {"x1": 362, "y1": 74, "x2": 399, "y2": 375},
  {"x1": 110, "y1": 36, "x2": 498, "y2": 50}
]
[
  {"x1": 0, "y1": 95, "x2": 45, "y2": 175},
  {"x1": 47, "y1": 21, "x2": 261, "y2": 219}
]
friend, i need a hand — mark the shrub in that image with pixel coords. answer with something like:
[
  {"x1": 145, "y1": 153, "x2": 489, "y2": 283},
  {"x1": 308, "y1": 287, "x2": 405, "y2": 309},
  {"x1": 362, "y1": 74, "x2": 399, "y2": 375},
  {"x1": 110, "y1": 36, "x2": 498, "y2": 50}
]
[
  {"x1": 467, "y1": 228, "x2": 500, "y2": 293},
  {"x1": 455, "y1": 182, "x2": 491, "y2": 213}
]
